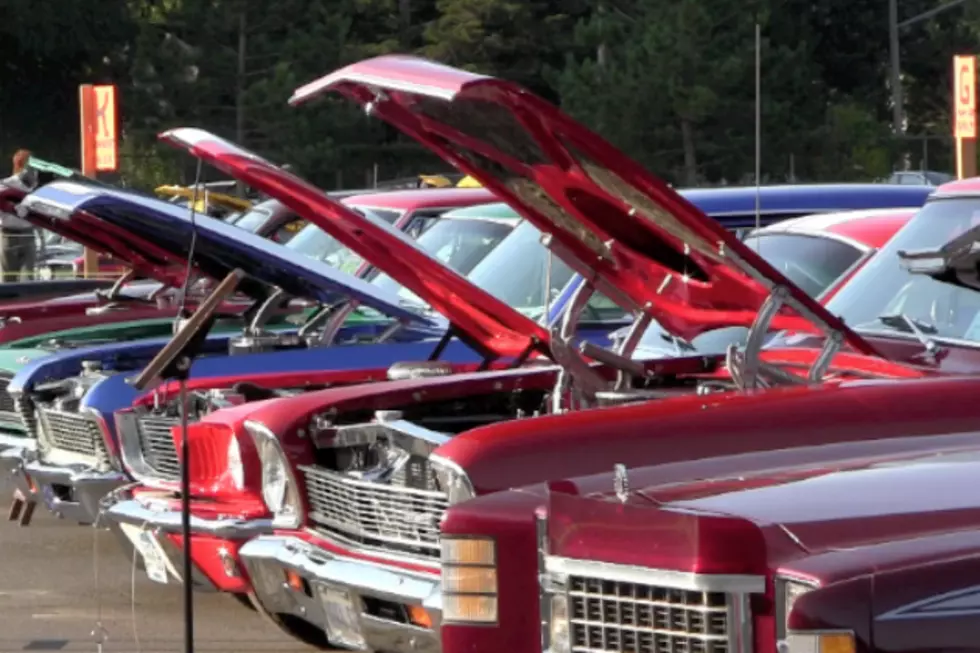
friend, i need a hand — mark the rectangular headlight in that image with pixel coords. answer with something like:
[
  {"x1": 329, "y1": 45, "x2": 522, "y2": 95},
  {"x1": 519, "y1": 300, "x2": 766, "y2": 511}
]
[{"x1": 441, "y1": 537, "x2": 497, "y2": 624}]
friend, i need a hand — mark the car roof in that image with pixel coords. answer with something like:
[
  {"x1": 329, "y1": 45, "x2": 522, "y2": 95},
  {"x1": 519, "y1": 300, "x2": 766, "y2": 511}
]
[
  {"x1": 753, "y1": 207, "x2": 919, "y2": 250},
  {"x1": 342, "y1": 186, "x2": 494, "y2": 210},
  {"x1": 680, "y1": 183, "x2": 934, "y2": 216}
]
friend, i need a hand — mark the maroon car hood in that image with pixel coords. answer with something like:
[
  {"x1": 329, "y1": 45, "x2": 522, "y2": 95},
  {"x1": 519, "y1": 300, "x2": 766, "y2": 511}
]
[
  {"x1": 629, "y1": 447, "x2": 980, "y2": 554},
  {"x1": 291, "y1": 55, "x2": 873, "y2": 352},
  {"x1": 158, "y1": 127, "x2": 549, "y2": 359}
]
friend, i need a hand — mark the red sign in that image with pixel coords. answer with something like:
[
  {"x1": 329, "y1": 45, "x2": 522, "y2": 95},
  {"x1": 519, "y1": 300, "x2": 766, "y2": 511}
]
[
  {"x1": 79, "y1": 84, "x2": 119, "y2": 173},
  {"x1": 954, "y1": 55, "x2": 976, "y2": 139}
]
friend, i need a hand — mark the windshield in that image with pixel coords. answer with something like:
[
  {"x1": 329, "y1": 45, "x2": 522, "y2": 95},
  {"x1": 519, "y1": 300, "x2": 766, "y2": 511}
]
[
  {"x1": 285, "y1": 207, "x2": 402, "y2": 275},
  {"x1": 633, "y1": 224, "x2": 871, "y2": 355},
  {"x1": 465, "y1": 220, "x2": 576, "y2": 321},
  {"x1": 347, "y1": 206, "x2": 403, "y2": 225},
  {"x1": 823, "y1": 197, "x2": 980, "y2": 344},
  {"x1": 231, "y1": 205, "x2": 274, "y2": 234},
  {"x1": 743, "y1": 232, "x2": 865, "y2": 298},
  {"x1": 371, "y1": 218, "x2": 516, "y2": 303}
]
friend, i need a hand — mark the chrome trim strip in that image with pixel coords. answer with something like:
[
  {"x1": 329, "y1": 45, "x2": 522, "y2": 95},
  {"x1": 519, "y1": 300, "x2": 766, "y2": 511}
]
[
  {"x1": 775, "y1": 574, "x2": 820, "y2": 639},
  {"x1": 729, "y1": 590, "x2": 754, "y2": 653},
  {"x1": 537, "y1": 512, "x2": 552, "y2": 653},
  {"x1": 543, "y1": 556, "x2": 766, "y2": 594}
]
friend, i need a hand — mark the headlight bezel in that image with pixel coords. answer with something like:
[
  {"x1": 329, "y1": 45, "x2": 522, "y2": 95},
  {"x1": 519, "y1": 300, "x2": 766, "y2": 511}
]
[
  {"x1": 776, "y1": 574, "x2": 856, "y2": 653},
  {"x1": 776, "y1": 575, "x2": 820, "y2": 640},
  {"x1": 244, "y1": 419, "x2": 301, "y2": 528},
  {"x1": 431, "y1": 454, "x2": 476, "y2": 505}
]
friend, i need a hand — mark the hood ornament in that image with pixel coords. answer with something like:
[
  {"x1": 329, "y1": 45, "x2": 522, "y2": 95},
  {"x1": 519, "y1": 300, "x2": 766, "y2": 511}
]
[{"x1": 613, "y1": 463, "x2": 629, "y2": 503}]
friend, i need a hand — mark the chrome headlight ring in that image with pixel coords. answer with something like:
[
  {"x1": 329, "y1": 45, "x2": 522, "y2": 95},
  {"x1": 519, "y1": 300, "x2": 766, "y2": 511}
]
[{"x1": 244, "y1": 420, "x2": 301, "y2": 528}]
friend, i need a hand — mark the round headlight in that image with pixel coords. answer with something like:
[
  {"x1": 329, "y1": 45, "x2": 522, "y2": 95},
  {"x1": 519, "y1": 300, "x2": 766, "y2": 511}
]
[
  {"x1": 227, "y1": 437, "x2": 244, "y2": 490},
  {"x1": 261, "y1": 443, "x2": 288, "y2": 511}
]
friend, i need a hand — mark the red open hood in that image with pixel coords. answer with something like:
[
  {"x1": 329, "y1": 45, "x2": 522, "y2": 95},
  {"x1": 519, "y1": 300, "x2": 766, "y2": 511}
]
[
  {"x1": 291, "y1": 55, "x2": 873, "y2": 354},
  {"x1": 158, "y1": 128, "x2": 549, "y2": 359}
]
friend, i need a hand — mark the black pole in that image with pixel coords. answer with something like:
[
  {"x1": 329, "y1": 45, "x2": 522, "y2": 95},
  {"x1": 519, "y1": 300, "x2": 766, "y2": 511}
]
[{"x1": 179, "y1": 371, "x2": 194, "y2": 653}]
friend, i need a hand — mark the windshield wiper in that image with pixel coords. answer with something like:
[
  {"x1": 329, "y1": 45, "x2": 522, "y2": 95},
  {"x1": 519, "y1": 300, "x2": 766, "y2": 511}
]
[
  {"x1": 877, "y1": 313, "x2": 943, "y2": 359},
  {"x1": 659, "y1": 331, "x2": 697, "y2": 354}
]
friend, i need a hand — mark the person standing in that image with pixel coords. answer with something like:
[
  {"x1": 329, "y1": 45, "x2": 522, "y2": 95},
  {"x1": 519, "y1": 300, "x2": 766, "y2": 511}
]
[{"x1": 0, "y1": 149, "x2": 39, "y2": 281}]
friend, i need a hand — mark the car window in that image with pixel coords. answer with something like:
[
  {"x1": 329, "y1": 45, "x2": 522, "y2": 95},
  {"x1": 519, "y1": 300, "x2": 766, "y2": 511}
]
[
  {"x1": 743, "y1": 232, "x2": 864, "y2": 297},
  {"x1": 272, "y1": 218, "x2": 307, "y2": 244},
  {"x1": 231, "y1": 205, "x2": 274, "y2": 234}
]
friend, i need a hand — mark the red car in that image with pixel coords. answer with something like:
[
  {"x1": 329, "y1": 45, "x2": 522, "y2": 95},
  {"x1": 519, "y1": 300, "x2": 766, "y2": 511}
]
[{"x1": 108, "y1": 56, "x2": 941, "y2": 650}]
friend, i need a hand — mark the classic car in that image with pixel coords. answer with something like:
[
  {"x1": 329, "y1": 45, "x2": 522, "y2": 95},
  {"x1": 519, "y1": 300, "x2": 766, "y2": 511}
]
[
  {"x1": 1, "y1": 180, "x2": 488, "y2": 518},
  {"x1": 155, "y1": 182, "x2": 254, "y2": 217},
  {"x1": 2, "y1": 176, "x2": 534, "y2": 528},
  {"x1": 0, "y1": 195, "x2": 309, "y2": 323},
  {"x1": 98, "y1": 131, "x2": 924, "y2": 650},
  {"x1": 192, "y1": 55, "x2": 979, "y2": 650},
  {"x1": 454, "y1": 378, "x2": 980, "y2": 653},
  {"x1": 95, "y1": 201, "x2": 913, "y2": 635}
]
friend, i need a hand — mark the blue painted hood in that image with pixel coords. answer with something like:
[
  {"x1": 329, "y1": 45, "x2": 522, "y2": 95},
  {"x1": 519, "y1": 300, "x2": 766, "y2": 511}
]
[
  {"x1": 82, "y1": 338, "x2": 481, "y2": 422},
  {"x1": 19, "y1": 181, "x2": 430, "y2": 325}
]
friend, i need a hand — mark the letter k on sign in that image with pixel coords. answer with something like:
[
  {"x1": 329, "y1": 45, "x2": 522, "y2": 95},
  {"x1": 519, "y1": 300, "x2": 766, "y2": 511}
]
[{"x1": 92, "y1": 85, "x2": 118, "y2": 171}]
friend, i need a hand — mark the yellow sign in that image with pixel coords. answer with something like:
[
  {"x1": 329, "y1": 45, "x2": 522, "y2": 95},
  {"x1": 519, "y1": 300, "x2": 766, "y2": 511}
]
[
  {"x1": 93, "y1": 85, "x2": 118, "y2": 171},
  {"x1": 954, "y1": 55, "x2": 976, "y2": 139}
]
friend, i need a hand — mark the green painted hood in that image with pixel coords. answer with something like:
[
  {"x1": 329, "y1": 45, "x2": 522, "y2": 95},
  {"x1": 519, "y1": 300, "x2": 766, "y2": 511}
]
[
  {"x1": 2, "y1": 306, "x2": 385, "y2": 351},
  {"x1": 0, "y1": 347, "x2": 48, "y2": 374},
  {"x1": 3, "y1": 318, "x2": 185, "y2": 350}
]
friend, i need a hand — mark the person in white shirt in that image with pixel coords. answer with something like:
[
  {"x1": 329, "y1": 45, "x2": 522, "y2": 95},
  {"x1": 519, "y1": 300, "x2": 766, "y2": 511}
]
[{"x1": 0, "y1": 150, "x2": 38, "y2": 281}]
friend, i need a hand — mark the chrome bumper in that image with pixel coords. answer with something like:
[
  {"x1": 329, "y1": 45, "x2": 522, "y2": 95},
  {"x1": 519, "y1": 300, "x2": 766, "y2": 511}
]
[
  {"x1": 101, "y1": 487, "x2": 274, "y2": 591},
  {"x1": 22, "y1": 458, "x2": 127, "y2": 525},
  {"x1": 0, "y1": 432, "x2": 32, "y2": 454},
  {"x1": 241, "y1": 535, "x2": 442, "y2": 653},
  {"x1": 0, "y1": 444, "x2": 37, "y2": 499}
]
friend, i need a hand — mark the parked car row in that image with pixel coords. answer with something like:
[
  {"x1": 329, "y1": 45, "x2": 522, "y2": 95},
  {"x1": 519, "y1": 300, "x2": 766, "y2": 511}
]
[{"x1": 0, "y1": 55, "x2": 969, "y2": 653}]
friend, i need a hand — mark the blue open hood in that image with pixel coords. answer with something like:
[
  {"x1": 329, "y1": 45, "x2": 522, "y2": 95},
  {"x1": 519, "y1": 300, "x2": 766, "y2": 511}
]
[{"x1": 19, "y1": 181, "x2": 430, "y2": 325}]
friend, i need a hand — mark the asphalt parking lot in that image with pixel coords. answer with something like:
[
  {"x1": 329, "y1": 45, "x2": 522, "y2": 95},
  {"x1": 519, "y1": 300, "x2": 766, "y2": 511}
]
[{"x1": 0, "y1": 476, "x2": 316, "y2": 652}]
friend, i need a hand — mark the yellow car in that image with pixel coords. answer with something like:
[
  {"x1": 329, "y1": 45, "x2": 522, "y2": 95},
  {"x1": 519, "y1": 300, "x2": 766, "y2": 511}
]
[
  {"x1": 154, "y1": 184, "x2": 253, "y2": 218},
  {"x1": 417, "y1": 174, "x2": 483, "y2": 188}
]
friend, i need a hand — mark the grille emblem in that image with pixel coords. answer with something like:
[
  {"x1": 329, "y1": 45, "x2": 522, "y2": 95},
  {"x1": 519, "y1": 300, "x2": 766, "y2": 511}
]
[{"x1": 613, "y1": 463, "x2": 629, "y2": 503}]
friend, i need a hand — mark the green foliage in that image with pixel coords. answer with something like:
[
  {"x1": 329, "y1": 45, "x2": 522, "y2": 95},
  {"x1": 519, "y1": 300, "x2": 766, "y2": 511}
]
[{"x1": 0, "y1": 0, "x2": 973, "y2": 186}]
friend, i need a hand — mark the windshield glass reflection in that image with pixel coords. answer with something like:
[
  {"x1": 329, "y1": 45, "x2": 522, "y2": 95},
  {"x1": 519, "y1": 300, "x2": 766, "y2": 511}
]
[
  {"x1": 285, "y1": 207, "x2": 402, "y2": 275},
  {"x1": 822, "y1": 197, "x2": 980, "y2": 344},
  {"x1": 464, "y1": 221, "x2": 576, "y2": 321},
  {"x1": 370, "y1": 217, "x2": 517, "y2": 304}
]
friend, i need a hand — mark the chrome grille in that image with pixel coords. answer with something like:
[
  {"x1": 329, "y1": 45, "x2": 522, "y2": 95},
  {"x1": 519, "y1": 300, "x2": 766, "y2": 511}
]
[
  {"x1": 300, "y1": 464, "x2": 448, "y2": 558},
  {"x1": 568, "y1": 576, "x2": 730, "y2": 653},
  {"x1": 135, "y1": 414, "x2": 181, "y2": 481},
  {"x1": 38, "y1": 408, "x2": 106, "y2": 459},
  {"x1": 16, "y1": 397, "x2": 37, "y2": 437},
  {"x1": 0, "y1": 373, "x2": 15, "y2": 414}
]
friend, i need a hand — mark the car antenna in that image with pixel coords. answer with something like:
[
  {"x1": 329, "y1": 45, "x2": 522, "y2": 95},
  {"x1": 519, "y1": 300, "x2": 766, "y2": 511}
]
[
  {"x1": 754, "y1": 22, "x2": 762, "y2": 235},
  {"x1": 177, "y1": 157, "x2": 204, "y2": 653}
]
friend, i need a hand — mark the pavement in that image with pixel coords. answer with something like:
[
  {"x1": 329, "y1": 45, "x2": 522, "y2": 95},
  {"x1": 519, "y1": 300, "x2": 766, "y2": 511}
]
[{"x1": 0, "y1": 476, "x2": 317, "y2": 652}]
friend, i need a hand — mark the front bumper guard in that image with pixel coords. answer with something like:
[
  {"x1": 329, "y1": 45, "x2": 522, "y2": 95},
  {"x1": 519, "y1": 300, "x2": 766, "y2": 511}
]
[
  {"x1": 1, "y1": 445, "x2": 38, "y2": 525},
  {"x1": 101, "y1": 486, "x2": 274, "y2": 591},
  {"x1": 241, "y1": 535, "x2": 442, "y2": 653},
  {"x1": 22, "y1": 458, "x2": 127, "y2": 526}
]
